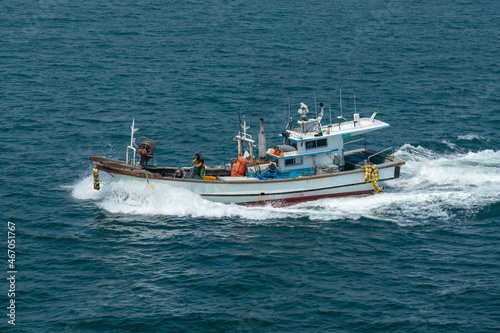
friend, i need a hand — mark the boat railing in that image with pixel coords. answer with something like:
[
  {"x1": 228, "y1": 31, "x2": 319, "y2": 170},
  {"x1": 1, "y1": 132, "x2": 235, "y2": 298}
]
[
  {"x1": 126, "y1": 145, "x2": 137, "y2": 166},
  {"x1": 368, "y1": 147, "x2": 394, "y2": 163},
  {"x1": 344, "y1": 137, "x2": 366, "y2": 150}
]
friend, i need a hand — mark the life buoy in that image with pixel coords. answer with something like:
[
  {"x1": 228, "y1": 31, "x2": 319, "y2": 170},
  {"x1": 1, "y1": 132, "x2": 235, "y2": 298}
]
[{"x1": 231, "y1": 156, "x2": 249, "y2": 177}]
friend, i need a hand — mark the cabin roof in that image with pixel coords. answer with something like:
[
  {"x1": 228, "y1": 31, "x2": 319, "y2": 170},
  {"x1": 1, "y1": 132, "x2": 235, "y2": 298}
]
[{"x1": 280, "y1": 117, "x2": 389, "y2": 142}]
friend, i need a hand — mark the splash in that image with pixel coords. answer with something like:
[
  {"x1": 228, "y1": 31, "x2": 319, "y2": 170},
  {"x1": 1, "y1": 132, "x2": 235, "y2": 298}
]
[
  {"x1": 71, "y1": 143, "x2": 500, "y2": 226},
  {"x1": 72, "y1": 175, "x2": 296, "y2": 221}
]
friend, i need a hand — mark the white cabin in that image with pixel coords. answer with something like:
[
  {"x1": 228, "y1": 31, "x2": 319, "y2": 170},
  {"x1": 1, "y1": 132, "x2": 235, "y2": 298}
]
[{"x1": 266, "y1": 103, "x2": 389, "y2": 177}]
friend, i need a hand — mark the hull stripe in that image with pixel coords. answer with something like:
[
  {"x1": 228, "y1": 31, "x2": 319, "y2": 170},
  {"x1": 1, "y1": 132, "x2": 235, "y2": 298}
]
[
  {"x1": 201, "y1": 177, "x2": 394, "y2": 198},
  {"x1": 238, "y1": 190, "x2": 375, "y2": 207}
]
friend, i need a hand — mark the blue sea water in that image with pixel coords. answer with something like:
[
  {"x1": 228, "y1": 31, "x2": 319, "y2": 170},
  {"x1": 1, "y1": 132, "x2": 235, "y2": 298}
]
[{"x1": 1, "y1": 0, "x2": 499, "y2": 331}]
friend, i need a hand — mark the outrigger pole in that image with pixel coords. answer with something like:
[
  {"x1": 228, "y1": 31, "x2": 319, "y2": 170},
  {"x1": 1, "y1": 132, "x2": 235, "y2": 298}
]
[{"x1": 126, "y1": 119, "x2": 138, "y2": 165}]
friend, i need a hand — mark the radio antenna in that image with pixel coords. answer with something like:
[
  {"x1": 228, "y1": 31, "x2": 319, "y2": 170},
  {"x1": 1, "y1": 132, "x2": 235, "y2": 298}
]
[
  {"x1": 337, "y1": 70, "x2": 347, "y2": 129},
  {"x1": 313, "y1": 76, "x2": 318, "y2": 117},
  {"x1": 236, "y1": 106, "x2": 243, "y2": 156},
  {"x1": 350, "y1": 68, "x2": 357, "y2": 114},
  {"x1": 352, "y1": 84, "x2": 357, "y2": 114},
  {"x1": 288, "y1": 69, "x2": 291, "y2": 122},
  {"x1": 339, "y1": 71, "x2": 343, "y2": 118},
  {"x1": 237, "y1": 105, "x2": 242, "y2": 135}
]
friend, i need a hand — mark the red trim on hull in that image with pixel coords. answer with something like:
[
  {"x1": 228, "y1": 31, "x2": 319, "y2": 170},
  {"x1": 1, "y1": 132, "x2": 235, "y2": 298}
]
[{"x1": 239, "y1": 190, "x2": 376, "y2": 207}]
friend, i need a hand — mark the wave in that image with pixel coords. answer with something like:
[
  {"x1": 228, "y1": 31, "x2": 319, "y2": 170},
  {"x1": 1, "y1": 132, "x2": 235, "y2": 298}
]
[
  {"x1": 71, "y1": 144, "x2": 500, "y2": 226},
  {"x1": 456, "y1": 134, "x2": 491, "y2": 142},
  {"x1": 443, "y1": 134, "x2": 498, "y2": 151}
]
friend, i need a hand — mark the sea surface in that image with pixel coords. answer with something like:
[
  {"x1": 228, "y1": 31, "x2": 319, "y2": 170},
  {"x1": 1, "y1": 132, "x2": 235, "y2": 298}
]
[{"x1": 1, "y1": 0, "x2": 499, "y2": 332}]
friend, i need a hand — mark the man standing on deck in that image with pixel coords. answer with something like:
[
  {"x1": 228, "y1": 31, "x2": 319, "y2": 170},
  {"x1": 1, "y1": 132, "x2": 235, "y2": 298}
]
[{"x1": 192, "y1": 152, "x2": 206, "y2": 179}]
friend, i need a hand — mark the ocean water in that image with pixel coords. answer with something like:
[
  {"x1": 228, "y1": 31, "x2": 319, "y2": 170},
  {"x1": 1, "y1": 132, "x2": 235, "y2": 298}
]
[{"x1": 1, "y1": 0, "x2": 499, "y2": 332}]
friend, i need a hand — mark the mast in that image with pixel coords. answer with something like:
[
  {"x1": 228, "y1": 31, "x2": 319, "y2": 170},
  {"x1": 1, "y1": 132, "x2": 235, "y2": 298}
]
[
  {"x1": 258, "y1": 119, "x2": 267, "y2": 160},
  {"x1": 234, "y1": 111, "x2": 255, "y2": 159},
  {"x1": 242, "y1": 116, "x2": 254, "y2": 160},
  {"x1": 237, "y1": 106, "x2": 242, "y2": 156},
  {"x1": 126, "y1": 119, "x2": 138, "y2": 165}
]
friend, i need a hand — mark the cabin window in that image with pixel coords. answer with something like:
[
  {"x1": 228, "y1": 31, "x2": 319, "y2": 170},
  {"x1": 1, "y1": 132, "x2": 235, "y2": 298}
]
[
  {"x1": 305, "y1": 138, "x2": 328, "y2": 149},
  {"x1": 317, "y1": 138, "x2": 328, "y2": 147},
  {"x1": 285, "y1": 158, "x2": 303, "y2": 165},
  {"x1": 284, "y1": 139, "x2": 297, "y2": 149}
]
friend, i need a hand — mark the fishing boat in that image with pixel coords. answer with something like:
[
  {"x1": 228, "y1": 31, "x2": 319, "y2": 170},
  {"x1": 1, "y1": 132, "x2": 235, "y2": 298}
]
[{"x1": 90, "y1": 102, "x2": 404, "y2": 206}]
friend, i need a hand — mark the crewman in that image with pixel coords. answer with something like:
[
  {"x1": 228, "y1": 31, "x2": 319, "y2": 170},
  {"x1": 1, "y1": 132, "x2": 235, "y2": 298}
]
[
  {"x1": 192, "y1": 152, "x2": 206, "y2": 179},
  {"x1": 174, "y1": 167, "x2": 186, "y2": 178},
  {"x1": 257, "y1": 163, "x2": 279, "y2": 180}
]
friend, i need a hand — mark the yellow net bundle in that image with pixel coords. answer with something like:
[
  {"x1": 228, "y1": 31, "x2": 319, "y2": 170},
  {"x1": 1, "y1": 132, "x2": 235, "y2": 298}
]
[{"x1": 364, "y1": 164, "x2": 383, "y2": 192}]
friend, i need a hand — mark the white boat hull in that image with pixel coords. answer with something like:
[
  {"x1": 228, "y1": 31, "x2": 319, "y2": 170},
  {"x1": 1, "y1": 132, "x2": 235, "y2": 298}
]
[{"x1": 110, "y1": 164, "x2": 399, "y2": 206}]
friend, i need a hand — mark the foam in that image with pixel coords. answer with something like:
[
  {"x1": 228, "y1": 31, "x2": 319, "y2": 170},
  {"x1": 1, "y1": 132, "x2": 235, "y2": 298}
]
[
  {"x1": 457, "y1": 134, "x2": 488, "y2": 141},
  {"x1": 70, "y1": 144, "x2": 500, "y2": 226}
]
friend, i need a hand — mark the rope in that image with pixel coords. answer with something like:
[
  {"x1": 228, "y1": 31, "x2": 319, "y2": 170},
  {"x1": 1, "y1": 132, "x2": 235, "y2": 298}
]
[{"x1": 144, "y1": 171, "x2": 154, "y2": 190}]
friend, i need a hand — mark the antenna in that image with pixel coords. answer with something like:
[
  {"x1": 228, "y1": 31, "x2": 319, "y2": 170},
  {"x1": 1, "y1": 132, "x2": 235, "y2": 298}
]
[
  {"x1": 337, "y1": 72, "x2": 347, "y2": 129},
  {"x1": 350, "y1": 68, "x2": 357, "y2": 114},
  {"x1": 313, "y1": 76, "x2": 318, "y2": 117},
  {"x1": 288, "y1": 69, "x2": 292, "y2": 127},
  {"x1": 236, "y1": 106, "x2": 243, "y2": 156},
  {"x1": 314, "y1": 87, "x2": 318, "y2": 118},
  {"x1": 352, "y1": 84, "x2": 357, "y2": 114},
  {"x1": 237, "y1": 105, "x2": 242, "y2": 136},
  {"x1": 242, "y1": 115, "x2": 250, "y2": 138},
  {"x1": 339, "y1": 72, "x2": 343, "y2": 118},
  {"x1": 329, "y1": 105, "x2": 332, "y2": 124},
  {"x1": 288, "y1": 69, "x2": 291, "y2": 120}
]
